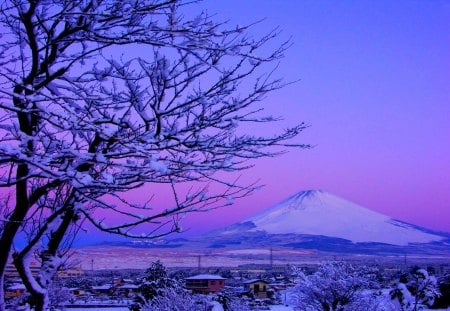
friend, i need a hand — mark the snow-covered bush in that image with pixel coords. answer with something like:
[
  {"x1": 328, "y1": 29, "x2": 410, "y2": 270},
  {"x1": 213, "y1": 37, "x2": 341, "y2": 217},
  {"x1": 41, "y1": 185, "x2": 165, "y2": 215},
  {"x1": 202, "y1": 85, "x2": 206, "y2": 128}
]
[
  {"x1": 390, "y1": 268, "x2": 440, "y2": 310},
  {"x1": 213, "y1": 287, "x2": 251, "y2": 311},
  {"x1": 289, "y1": 261, "x2": 381, "y2": 311},
  {"x1": 138, "y1": 287, "x2": 206, "y2": 311},
  {"x1": 433, "y1": 273, "x2": 450, "y2": 309},
  {"x1": 138, "y1": 260, "x2": 180, "y2": 302}
]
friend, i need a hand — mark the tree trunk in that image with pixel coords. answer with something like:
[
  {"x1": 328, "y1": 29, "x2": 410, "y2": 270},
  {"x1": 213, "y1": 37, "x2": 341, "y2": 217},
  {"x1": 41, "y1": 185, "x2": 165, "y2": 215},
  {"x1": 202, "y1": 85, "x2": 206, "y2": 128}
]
[
  {"x1": 13, "y1": 208, "x2": 76, "y2": 311},
  {"x1": 0, "y1": 164, "x2": 30, "y2": 311},
  {"x1": 14, "y1": 253, "x2": 48, "y2": 311},
  {"x1": 0, "y1": 275, "x2": 5, "y2": 311}
]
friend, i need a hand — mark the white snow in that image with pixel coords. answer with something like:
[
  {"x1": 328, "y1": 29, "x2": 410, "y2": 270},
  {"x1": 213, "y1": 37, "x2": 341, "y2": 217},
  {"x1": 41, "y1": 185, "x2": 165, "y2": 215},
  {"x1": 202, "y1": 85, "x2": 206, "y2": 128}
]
[
  {"x1": 209, "y1": 301, "x2": 224, "y2": 311},
  {"x1": 270, "y1": 305, "x2": 294, "y2": 311},
  {"x1": 64, "y1": 308, "x2": 128, "y2": 311},
  {"x1": 185, "y1": 274, "x2": 225, "y2": 280},
  {"x1": 92, "y1": 285, "x2": 112, "y2": 290},
  {"x1": 7, "y1": 284, "x2": 26, "y2": 290},
  {"x1": 246, "y1": 190, "x2": 444, "y2": 245}
]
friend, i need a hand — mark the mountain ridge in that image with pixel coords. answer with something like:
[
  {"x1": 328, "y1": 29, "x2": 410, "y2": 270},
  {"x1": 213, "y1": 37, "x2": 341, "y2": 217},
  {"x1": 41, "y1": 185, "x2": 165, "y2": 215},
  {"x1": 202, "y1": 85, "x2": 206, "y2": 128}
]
[
  {"x1": 238, "y1": 189, "x2": 445, "y2": 245},
  {"x1": 94, "y1": 190, "x2": 450, "y2": 255}
]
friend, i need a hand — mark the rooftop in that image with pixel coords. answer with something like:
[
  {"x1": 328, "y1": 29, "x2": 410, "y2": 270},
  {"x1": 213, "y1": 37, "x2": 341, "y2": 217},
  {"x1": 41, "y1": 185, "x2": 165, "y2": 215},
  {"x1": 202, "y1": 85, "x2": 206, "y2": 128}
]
[
  {"x1": 185, "y1": 274, "x2": 226, "y2": 280},
  {"x1": 244, "y1": 279, "x2": 269, "y2": 284}
]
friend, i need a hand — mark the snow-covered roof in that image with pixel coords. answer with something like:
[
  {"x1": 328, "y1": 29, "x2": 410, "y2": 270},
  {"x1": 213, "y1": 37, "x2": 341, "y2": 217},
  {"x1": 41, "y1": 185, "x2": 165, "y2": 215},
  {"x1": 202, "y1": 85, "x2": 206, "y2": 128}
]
[
  {"x1": 7, "y1": 284, "x2": 26, "y2": 290},
  {"x1": 92, "y1": 285, "x2": 111, "y2": 290},
  {"x1": 209, "y1": 301, "x2": 225, "y2": 311},
  {"x1": 244, "y1": 279, "x2": 269, "y2": 284},
  {"x1": 119, "y1": 284, "x2": 139, "y2": 289},
  {"x1": 185, "y1": 274, "x2": 225, "y2": 280}
]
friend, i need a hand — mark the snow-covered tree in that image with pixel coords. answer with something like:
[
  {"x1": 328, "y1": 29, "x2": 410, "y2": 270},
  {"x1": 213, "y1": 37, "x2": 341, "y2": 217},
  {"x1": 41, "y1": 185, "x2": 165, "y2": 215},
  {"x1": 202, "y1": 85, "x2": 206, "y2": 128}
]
[
  {"x1": 138, "y1": 287, "x2": 208, "y2": 311},
  {"x1": 137, "y1": 260, "x2": 179, "y2": 303},
  {"x1": 390, "y1": 268, "x2": 441, "y2": 310},
  {"x1": 289, "y1": 261, "x2": 381, "y2": 311},
  {"x1": 433, "y1": 273, "x2": 450, "y2": 309},
  {"x1": 213, "y1": 287, "x2": 251, "y2": 311},
  {"x1": 133, "y1": 262, "x2": 206, "y2": 311},
  {"x1": 0, "y1": 0, "x2": 308, "y2": 310}
]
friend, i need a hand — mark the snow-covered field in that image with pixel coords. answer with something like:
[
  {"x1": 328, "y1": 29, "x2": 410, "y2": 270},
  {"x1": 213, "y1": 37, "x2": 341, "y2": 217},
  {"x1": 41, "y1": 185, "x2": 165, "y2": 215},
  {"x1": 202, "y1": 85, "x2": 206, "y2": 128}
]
[
  {"x1": 63, "y1": 304, "x2": 295, "y2": 311},
  {"x1": 73, "y1": 246, "x2": 320, "y2": 270},
  {"x1": 269, "y1": 305, "x2": 294, "y2": 310}
]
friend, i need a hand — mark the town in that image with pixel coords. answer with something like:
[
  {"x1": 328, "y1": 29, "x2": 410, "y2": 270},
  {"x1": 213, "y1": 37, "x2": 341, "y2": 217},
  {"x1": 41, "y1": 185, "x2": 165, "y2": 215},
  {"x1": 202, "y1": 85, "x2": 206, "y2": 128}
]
[{"x1": 4, "y1": 257, "x2": 450, "y2": 310}]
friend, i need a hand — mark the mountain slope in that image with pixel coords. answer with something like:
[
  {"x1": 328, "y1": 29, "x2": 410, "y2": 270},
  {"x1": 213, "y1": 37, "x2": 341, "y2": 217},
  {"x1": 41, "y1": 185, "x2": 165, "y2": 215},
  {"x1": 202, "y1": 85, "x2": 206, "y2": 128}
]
[
  {"x1": 216, "y1": 190, "x2": 446, "y2": 246},
  {"x1": 108, "y1": 190, "x2": 449, "y2": 255}
]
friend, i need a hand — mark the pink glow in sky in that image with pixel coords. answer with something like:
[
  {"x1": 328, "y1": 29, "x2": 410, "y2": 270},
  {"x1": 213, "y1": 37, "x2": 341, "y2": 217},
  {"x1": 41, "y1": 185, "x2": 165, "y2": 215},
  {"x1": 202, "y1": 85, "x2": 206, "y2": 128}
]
[
  {"x1": 159, "y1": 0, "x2": 449, "y2": 236},
  {"x1": 2, "y1": 1, "x2": 449, "y2": 250}
]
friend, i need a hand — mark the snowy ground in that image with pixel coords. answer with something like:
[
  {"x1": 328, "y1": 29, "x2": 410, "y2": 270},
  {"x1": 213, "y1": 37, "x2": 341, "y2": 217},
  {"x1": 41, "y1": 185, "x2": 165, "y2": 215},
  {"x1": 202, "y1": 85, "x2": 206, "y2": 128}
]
[
  {"x1": 65, "y1": 308, "x2": 128, "y2": 311},
  {"x1": 269, "y1": 305, "x2": 294, "y2": 310},
  {"x1": 62, "y1": 304, "x2": 295, "y2": 311}
]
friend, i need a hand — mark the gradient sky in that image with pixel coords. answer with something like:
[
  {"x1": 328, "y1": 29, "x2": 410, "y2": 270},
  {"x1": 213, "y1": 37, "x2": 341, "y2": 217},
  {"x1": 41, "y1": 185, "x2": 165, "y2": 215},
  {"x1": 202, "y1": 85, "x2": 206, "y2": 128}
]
[
  {"x1": 157, "y1": 0, "x2": 449, "y2": 236},
  {"x1": 27, "y1": 0, "x2": 446, "y2": 244},
  {"x1": 2, "y1": 1, "x2": 449, "y2": 249}
]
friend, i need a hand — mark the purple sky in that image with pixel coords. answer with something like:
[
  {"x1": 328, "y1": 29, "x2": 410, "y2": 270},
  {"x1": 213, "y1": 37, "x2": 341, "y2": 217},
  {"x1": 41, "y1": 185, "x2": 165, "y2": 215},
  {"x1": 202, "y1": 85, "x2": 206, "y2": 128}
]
[
  {"x1": 162, "y1": 0, "x2": 449, "y2": 235},
  {"x1": 2, "y1": 1, "x2": 449, "y2": 249},
  {"x1": 7, "y1": 0, "x2": 445, "y2": 246}
]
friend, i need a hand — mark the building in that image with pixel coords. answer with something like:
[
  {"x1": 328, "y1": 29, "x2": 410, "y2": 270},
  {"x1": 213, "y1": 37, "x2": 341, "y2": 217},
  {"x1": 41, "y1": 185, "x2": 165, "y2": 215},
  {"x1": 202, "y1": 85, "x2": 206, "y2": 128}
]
[
  {"x1": 185, "y1": 274, "x2": 225, "y2": 294},
  {"x1": 57, "y1": 267, "x2": 84, "y2": 278},
  {"x1": 68, "y1": 287, "x2": 86, "y2": 297},
  {"x1": 244, "y1": 279, "x2": 270, "y2": 299},
  {"x1": 5, "y1": 262, "x2": 40, "y2": 280},
  {"x1": 91, "y1": 284, "x2": 113, "y2": 295},
  {"x1": 233, "y1": 264, "x2": 288, "y2": 274},
  {"x1": 5, "y1": 284, "x2": 26, "y2": 298},
  {"x1": 118, "y1": 284, "x2": 140, "y2": 297}
]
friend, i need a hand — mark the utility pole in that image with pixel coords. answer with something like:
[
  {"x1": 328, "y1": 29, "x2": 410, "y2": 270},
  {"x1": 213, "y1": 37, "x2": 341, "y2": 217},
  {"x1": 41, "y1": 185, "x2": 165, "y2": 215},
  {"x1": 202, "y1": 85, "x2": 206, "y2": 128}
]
[{"x1": 270, "y1": 248, "x2": 273, "y2": 270}]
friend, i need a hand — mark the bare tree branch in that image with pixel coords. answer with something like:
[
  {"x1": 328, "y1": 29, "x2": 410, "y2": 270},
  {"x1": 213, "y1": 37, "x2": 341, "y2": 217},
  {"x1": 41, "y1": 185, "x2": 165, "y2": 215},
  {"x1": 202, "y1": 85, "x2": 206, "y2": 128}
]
[{"x1": 0, "y1": 1, "x2": 309, "y2": 310}]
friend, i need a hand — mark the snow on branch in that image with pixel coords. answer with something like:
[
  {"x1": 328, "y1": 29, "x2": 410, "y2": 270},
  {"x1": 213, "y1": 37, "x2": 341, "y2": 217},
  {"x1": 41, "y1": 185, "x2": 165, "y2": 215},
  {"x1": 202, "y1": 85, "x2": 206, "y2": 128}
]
[{"x1": 0, "y1": 1, "x2": 309, "y2": 309}]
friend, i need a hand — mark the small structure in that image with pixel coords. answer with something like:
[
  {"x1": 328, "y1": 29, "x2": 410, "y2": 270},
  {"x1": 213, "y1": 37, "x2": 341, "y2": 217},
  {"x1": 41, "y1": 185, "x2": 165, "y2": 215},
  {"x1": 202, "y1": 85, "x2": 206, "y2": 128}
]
[
  {"x1": 185, "y1": 274, "x2": 225, "y2": 294},
  {"x1": 68, "y1": 287, "x2": 85, "y2": 297},
  {"x1": 118, "y1": 284, "x2": 140, "y2": 297},
  {"x1": 244, "y1": 279, "x2": 270, "y2": 299},
  {"x1": 58, "y1": 267, "x2": 84, "y2": 278},
  {"x1": 5, "y1": 284, "x2": 26, "y2": 298},
  {"x1": 5, "y1": 262, "x2": 40, "y2": 279},
  {"x1": 91, "y1": 284, "x2": 113, "y2": 295}
]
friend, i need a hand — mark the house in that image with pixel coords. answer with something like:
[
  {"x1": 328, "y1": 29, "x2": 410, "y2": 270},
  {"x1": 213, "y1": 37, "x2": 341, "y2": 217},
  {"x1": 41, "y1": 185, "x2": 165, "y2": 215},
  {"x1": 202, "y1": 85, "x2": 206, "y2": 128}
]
[
  {"x1": 269, "y1": 282, "x2": 293, "y2": 291},
  {"x1": 91, "y1": 284, "x2": 113, "y2": 295},
  {"x1": 244, "y1": 279, "x2": 270, "y2": 299},
  {"x1": 57, "y1": 267, "x2": 84, "y2": 278},
  {"x1": 118, "y1": 284, "x2": 140, "y2": 297},
  {"x1": 5, "y1": 284, "x2": 26, "y2": 298},
  {"x1": 5, "y1": 262, "x2": 40, "y2": 279},
  {"x1": 185, "y1": 274, "x2": 225, "y2": 294},
  {"x1": 68, "y1": 287, "x2": 85, "y2": 297}
]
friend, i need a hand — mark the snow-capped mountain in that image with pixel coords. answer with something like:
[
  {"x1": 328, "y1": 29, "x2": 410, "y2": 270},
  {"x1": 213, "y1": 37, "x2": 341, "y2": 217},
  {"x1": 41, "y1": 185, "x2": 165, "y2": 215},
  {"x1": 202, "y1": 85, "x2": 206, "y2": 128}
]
[
  {"x1": 238, "y1": 190, "x2": 444, "y2": 245},
  {"x1": 112, "y1": 190, "x2": 449, "y2": 255},
  {"x1": 199, "y1": 190, "x2": 449, "y2": 253}
]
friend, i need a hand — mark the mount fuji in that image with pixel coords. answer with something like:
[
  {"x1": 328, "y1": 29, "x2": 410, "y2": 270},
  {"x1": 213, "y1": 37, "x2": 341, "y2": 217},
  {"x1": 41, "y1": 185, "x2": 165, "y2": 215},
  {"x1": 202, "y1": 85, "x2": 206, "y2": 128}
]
[
  {"x1": 113, "y1": 190, "x2": 449, "y2": 255},
  {"x1": 185, "y1": 190, "x2": 449, "y2": 254},
  {"x1": 236, "y1": 190, "x2": 444, "y2": 245}
]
